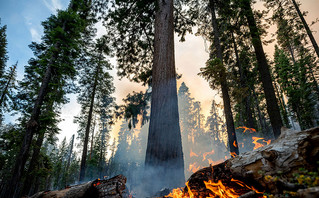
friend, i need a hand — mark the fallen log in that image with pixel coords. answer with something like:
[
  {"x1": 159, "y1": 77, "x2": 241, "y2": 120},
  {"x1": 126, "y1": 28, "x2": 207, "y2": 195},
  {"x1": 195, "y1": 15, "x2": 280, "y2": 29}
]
[
  {"x1": 28, "y1": 175, "x2": 128, "y2": 198},
  {"x1": 169, "y1": 127, "x2": 319, "y2": 197}
]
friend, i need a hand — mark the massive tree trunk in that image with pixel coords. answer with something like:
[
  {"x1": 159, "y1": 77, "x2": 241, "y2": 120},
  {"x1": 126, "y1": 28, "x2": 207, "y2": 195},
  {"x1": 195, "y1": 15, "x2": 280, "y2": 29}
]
[
  {"x1": 241, "y1": 0, "x2": 283, "y2": 138},
  {"x1": 172, "y1": 127, "x2": 319, "y2": 198},
  {"x1": 79, "y1": 64, "x2": 100, "y2": 182},
  {"x1": 209, "y1": 0, "x2": 239, "y2": 156},
  {"x1": 291, "y1": 0, "x2": 319, "y2": 59},
  {"x1": 145, "y1": 0, "x2": 184, "y2": 193}
]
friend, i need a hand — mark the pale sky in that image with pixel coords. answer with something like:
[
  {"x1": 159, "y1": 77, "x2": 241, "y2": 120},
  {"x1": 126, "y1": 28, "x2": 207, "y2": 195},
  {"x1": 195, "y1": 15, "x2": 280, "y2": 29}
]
[{"x1": 0, "y1": 0, "x2": 318, "y2": 148}]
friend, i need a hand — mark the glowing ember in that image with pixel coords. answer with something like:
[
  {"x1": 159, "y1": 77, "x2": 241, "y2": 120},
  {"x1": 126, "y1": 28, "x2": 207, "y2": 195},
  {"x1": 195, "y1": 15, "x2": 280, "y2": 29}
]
[
  {"x1": 93, "y1": 179, "x2": 101, "y2": 187},
  {"x1": 252, "y1": 137, "x2": 266, "y2": 150},
  {"x1": 231, "y1": 179, "x2": 264, "y2": 194},
  {"x1": 188, "y1": 162, "x2": 201, "y2": 173},
  {"x1": 202, "y1": 149, "x2": 215, "y2": 161},
  {"x1": 236, "y1": 126, "x2": 256, "y2": 133},
  {"x1": 190, "y1": 149, "x2": 199, "y2": 157}
]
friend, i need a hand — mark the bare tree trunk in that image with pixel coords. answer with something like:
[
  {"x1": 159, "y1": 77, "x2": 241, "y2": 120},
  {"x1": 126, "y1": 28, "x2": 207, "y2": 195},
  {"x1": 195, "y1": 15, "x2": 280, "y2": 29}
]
[
  {"x1": 252, "y1": 88, "x2": 268, "y2": 133},
  {"x1": 241, "y1": 0, "x2": 283, "y2": 138},
  {"x1": 145, "y1": 0, "x2": 184, "y2": 193},
  {"x1": 89, "y1": 115, "x2": 97, "y2": 160},
  {"x1": 79, "y1": 64, "x2": 100, "y2": 182},
  {"x1": 291, "y1": 0, "x2": 319, "y2": 59},
  {"x1": 65, "y1": 134, "x2": 75, "y2": 186},
  {"x1": 209, "y1": 0, "x2": 239, "y2": 155}
]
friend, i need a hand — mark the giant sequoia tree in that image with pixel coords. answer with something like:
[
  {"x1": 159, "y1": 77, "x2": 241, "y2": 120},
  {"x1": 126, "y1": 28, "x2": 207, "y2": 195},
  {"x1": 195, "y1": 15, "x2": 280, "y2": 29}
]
[{"x1": 144, "y1": 0, "x2": 185, "y2": 192}]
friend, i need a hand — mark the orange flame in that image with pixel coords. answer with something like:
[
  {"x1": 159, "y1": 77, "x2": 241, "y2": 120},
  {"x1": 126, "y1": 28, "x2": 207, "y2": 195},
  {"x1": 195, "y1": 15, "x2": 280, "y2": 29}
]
[
  {"x1": 233, "y1": 141, "x2": 238, "y2": 148},
  {"x1": 208, "y1": 159, "x2": 214, "y2": 165},
  {"x1": 190, "y1": 149, "x2": 199, "y2": 158},
  {"x1": 166, "y1": 178, "x2": 264, "y2": 198},
  {"x1": 188, "y1": 162, "x2": 201, "y2": 173},
  {"x1": 165, "y1": 181, "x2": 194, "y2": 198},
  {"x1": 165, "y1": 187, "x2": 183, "y2": 198},
  {"x1": 186, "y1": 181, "x2": 194, "y2": 198},
  {"x1": 202, "y1": 149, "x2": 215, "y2": 161},
  {"x1": 252, "y1": 137, "x2": 265, "y2": 150},
  {"x1": 263, "y1": 139, "x2": 271, "y2": 145},
  {"x1": 204, "y1": 180, "x2": 240, "y2": 198},
  {"x1": 230, "y1": 152, "x2": 237, "y2": 158},
  {"x1": 237, "y1": 126, "x2": 256, "y2": 133}
]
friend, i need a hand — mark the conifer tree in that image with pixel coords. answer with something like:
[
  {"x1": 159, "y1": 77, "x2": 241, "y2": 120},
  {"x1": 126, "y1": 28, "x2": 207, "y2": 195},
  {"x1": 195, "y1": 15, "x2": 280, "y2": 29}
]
[
  {"x1": 144, "y1": 0, "x2": 185, "y2": 192},
  {"x1": 0, "y1": 63, "x2": 17, "y2": 119},
  {"x1": 199, "y1": 0, "x2": 239, "y2": 156},
  {"x1": 291, "y1": 0, "x2": 319, "y2": 59},
  {"x1": 239, "y1": 0, "x2": 283, "y2": 138},
  {"x1": 0, "y1": 1, "x2": 93, "y2": 197},
  {"x1": 0, "y1": 19, "x2": 8, "y2": 80},
  {"x1": 77, "y1": 37, "x2": 115, "y2": 181}
]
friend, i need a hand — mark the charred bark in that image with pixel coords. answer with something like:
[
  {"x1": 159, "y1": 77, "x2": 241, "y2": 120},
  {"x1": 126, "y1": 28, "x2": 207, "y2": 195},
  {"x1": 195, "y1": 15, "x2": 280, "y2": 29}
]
[
  {"x1": 209, "y1": 0, "x2": 239, "y2": 155},
  {"x1": 241, "y1": 0, "x2": 283, "y2": 138},
  {"x1": 145, "y1": 0, "x2": 184, "y2": 193},
  {"x1": 28, "y1": 175, "x2": 128, "y2": 198}
]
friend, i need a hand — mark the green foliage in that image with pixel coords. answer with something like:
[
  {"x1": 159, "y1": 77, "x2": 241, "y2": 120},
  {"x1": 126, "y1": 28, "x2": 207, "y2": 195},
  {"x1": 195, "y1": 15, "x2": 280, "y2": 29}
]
[
  {"x1": 0, "y1": 124, "x2": 24, "y2": 180},
  {"x1": 0, "y1": 19, "x2": 8, "y2": 79},
  {"x1": 274, "y1": 46, "x2": 317, "y2": 130},
  {"x1": 122, "y1": 90, "x2": 150, "y2": 129},
  {"x1": 199, "y1": 58, "x2": 225, "y2": 90}
]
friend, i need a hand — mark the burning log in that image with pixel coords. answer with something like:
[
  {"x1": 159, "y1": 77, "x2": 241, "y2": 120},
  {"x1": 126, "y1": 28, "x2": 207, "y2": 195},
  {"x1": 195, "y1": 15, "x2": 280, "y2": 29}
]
[
  {"x1": 166, "y1": 127, "x2": 319, "y2": 197},
  {"x1": 28, "y1": 175, "x2": 128, "y2": 198}
]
